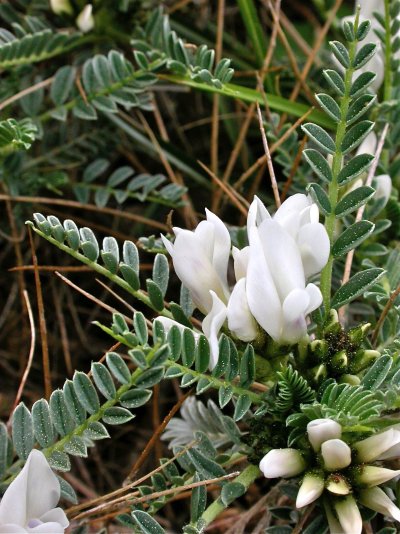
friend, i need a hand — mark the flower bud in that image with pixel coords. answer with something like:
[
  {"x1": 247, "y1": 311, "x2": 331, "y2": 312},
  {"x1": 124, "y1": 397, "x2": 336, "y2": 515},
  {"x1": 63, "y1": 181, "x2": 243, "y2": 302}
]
[
  {"x1": 350, "y1": 349, "x2": 380, "y2": 373},
  {"x1": 296, "y1": 472, "x2": 324, "y2": 508},
  {"x1": 355, "y1": 465, "x2": 400, "y2": 487},
  {"x1": 338, "y1": 374, "x2": 360, "y2": 386},
  {"x1": 76, "y1": 4, "x2": 94, "y2": 33},
  {"x1": 50, "y1": 0, "x2": 72, "y2": 14},
  {"x1": 259, "y1": 449, "x2": 306, "y2": 479},
  {"x1": 359, "y1": 487, "x2": 400, "y2": 522},
  {"x1": 347, "y1": 322, "x2": 371, "y2": 345},
  {"x1": 354, "y1": 428, "x2": 400, "y2": 463},
  {"x1": 321, "y1": 439, "x2": 351, "y2": 471},
  {"x1": 309, "y1": 339, "x2": 328, "y2": 359},
  {"x1": 374, "y1": 174, "x2": 392, "y2": 207},
  {"x1": 307, "y1": 419, "x2": 342, "y2": 451},
  {"x1": 331, "y1": 350, "x2": 348, "y2": 372},
  {"x1": 310, "y1": 363, "x2": 327, "y2": 383},
  {"x1": 334, "y1": 496, "x2": 363, "y2": 534},
  {"x1": 326, "y1": 473, "x2": 351, "y2": 495}
]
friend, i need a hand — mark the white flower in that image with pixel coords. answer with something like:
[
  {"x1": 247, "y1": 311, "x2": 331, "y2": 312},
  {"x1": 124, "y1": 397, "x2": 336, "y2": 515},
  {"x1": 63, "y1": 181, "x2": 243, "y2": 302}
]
[
  {"x1": 307, "y1": 418, "x2": 342, "y2": 451},
  {"x1": 162, "y1": 209, "x2": 230, "y2": 315},
  {"x1": 321, "y1": 439, "x2": 352, "y2": 471},
  {"x1": 356, "y1": 465, "x2": 400, "y2": 487},
  {"x1": 76, "y1": 4, "x2": 95, "y2": 33},
  {"x1": 50, "y1": 0, "x2": 72, "y2": 15},
  {"x1": 202, "y1": 291, "x2": 227, "y2": 369},
  {"x1": 227, "y1": 278, "x2": 258, "y2": 342},
  {"x1": 0, "y1": 450, "x2": 68, "y2": 533},
  {"x1": 246, "y1": 195, "x2": 327, "y2": 344},
  {"x1": 296, "y1": 472, "x2": 324, "y2": 508},
  {"x1": 354, "y1": 428, "x2": 400, "y2": 463},
  {"x1": 356, "y1": 131, "x2": 377, "y2": 156},
  {"x1": 334, "y1": 496, "x2": 363, "y2": 534},
  {"x1": 374, "y1": 174, "x2": 392, "y2": 206},
  {"x1": 359, "y1": 487, "x2": 400, "y2": 522},
  {"x1": 259, "y1": 448, "x2": 306, "y2": 478}
]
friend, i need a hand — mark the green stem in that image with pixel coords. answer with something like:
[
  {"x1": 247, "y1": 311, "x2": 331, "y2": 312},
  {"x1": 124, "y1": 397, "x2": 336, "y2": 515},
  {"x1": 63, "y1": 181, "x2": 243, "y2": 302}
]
[
  {"x1": 319, "y1": 17, "x2": 360, "y2": 314},
  {"x1": 27, "y1": 223, "x2": 173, "y2": 319},
  {"x1": 382, "y1": 0, "x2": 392, "y2": 167},
  {"x1": 97, "y1": 322, "x2": 265, "y2": 405},
  {"x1": 200, "y1": 464, "x2": 260, "y2": 527},
  {"x1": 384, "y1": 0, "x2": 393, "y2": 103},
  {"x1": 42, "y1": 346, "x2": 159, "y2": 458}
]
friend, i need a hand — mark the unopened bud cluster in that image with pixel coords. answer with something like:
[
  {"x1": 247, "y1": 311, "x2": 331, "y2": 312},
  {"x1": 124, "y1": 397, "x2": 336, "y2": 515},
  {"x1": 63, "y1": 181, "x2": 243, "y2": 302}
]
[
  {"x1": 260, "y1": 418, "x2": 400, "y2": 534},
  {"x1": 296, "y1": 310, "x2": 379, "y2": 385}
]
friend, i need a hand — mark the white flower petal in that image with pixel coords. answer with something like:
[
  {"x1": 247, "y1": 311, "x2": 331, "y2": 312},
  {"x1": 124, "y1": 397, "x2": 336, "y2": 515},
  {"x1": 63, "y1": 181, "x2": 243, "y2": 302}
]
[
  {"x1": 259, "y1": 449, "x2": 305, "y2": 478},
  {"x1": 0, "y1": 526, "x2": 26, "y2": 533},
  {"x1": 50, "y1": 0, "x2": 73, "y2": 15},
  {"x1": 227, "y1": 278, "x2": 257, "y2": 342},
  {"x1": 357, "y1": 466, "x2": 400, "y2": 487},
  {"x1": 296, "y1": 473, "x2": 324, "y2": 508},
  {"x1": 246, "y1": 227, "x2": 282, "y2": 341},
  {"x1": 154, "y1": 317, "x2": 200, "y2": 342},
  {"x1": 359, "y1": 487, "x2": 400, "y2": 522},
  {"x1": 335, "y1": 496, "x2": 363, "y2": 534},
  {"x1": 205, "y1": 209, "x2": 231, "y2": 298},
  {"x1": 76, "y1": 4, "x2": 94, "y2": 33},
  {"x1": 304, "y1": 283, "x2": 323, "y2": 315},
  {"x1": 297, "y1": 222, "x2": 330, "y2": 277},
  {"x1": 307, "y1": 418, "x2": 342, "y2": 451},
  {"x1": 355, "y1": 428, "x2": 400, "y2": 463},
  {"x1": 258, "y1": 219, "x2": 305, "y2": 300},
  {"x1": 374, "y1": 174, "x2": 392, "y2": 206},
  {"x1": 28, "y1": 521, "x2": 65, "y2": 533},
  {"x1": 170, "y1": 229, "x2": 226, "y2": 313},
  {"x1": 356, "y1": 131, "x2": 377, "y2": 156},
  {"x1": 274, "y1": 194, "x2": 311, "y2": 236},
  {"x1": 161, "y1": 234, "x2": 174, "y2": 256},
  {"x1": 232, "y1": 246, "x2": 250, "y2": 281},
  {"x1": 281, "y1": 288, "x2": 310, "y2": 344},
  {"x1": 0, "y1": 450, "x2": 60, "y2": 525},
  {"x1": 321, "y1": 439, "x2": 352, "y2": 471},
  {"x1": 202, "y1": 291, "x2": 227, "y2": 369},
  {"x1": 247, "y1": 196, "x2": 270, "y2": 234}
]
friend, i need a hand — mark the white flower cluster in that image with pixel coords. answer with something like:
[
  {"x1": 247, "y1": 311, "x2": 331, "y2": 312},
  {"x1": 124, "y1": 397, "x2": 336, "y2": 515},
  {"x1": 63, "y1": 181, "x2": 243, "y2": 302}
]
[
  {"x1": 158, "y1": 194, "x2": 329, "y2": 367},
  {"x1": 0, "y1": 450, "x2": 68, "y2": 533},
  {"x1": 260, "y1": 418, "x2": 400, "y2": 534}
]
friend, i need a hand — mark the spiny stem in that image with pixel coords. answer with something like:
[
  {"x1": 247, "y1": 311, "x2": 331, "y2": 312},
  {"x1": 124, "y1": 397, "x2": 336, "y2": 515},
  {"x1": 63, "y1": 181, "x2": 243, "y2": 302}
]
[{"x1": 320, "y1": 12, "x2": 360, "y2": 315}]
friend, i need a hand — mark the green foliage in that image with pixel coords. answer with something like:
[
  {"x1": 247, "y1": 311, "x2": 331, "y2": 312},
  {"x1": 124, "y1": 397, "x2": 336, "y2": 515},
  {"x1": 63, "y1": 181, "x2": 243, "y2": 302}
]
[
  {"x1": 0, "y1": 28, "x2": 81, "y2": 69},
  {"x1": 272, "y1": 367, "x2": 315, "y2": 414},
  {"x1": 133, "y1": 8, "x2": 234, "y2": 89}
]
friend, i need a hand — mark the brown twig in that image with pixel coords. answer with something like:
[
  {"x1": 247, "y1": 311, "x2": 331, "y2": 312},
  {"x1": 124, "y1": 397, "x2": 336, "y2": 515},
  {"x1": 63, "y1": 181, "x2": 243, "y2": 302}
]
[
  {"x1": 256, "y1": 102, "x2": 281, "y2": 207},
  {"x1": 28, "y1": 228, "x2": 52, "y2": 399},
  {"x1": 233, "y1": 107, "x2": 314, "y2": 191},
  {"x1": 55, "y1": 271, "x2": 133, "y2": 325},
  {"x1": 198, "y1": 161, "x2": 249, "y2": 216},
  {"x1": 0, "y1": 194, "x2": 168, "y2": 231},
  {"x1": 8, "y1": 291, "x2": 36, "y2": 423},
  {"x1": 126, "y1": 388, "x2": 193, "y2": 481},
  {"x1": 68, "y1": 439, "x2": 198, "y2": 518},
  {"x1": 372, "y1": 284, "x2": 400, "y2": 346},
  {"x1": 0, "y1": 77, "x2": 54, "y2": 111}
]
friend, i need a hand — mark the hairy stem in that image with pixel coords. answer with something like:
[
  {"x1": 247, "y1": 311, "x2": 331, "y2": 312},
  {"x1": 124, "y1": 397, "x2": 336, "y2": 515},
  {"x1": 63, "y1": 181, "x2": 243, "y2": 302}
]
[{"x1": 319, "y1": 15, "x2": 360, "y2": 315}]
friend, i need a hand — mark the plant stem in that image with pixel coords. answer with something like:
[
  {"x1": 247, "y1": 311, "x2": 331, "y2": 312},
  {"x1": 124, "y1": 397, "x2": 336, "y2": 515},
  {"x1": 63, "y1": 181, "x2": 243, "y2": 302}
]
[
  {"x1": 382, "y1": 0, "x2": 392, "y2": 168},
  {"x1": 200, "y1": 464, "x2": 260, "y2": 527},
  {"x1": 27, "y1": 223, "x2": 173, "y2": 319},
  {"x1": 319, "y1": 17, "x2": 359, "y2": 315}
]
